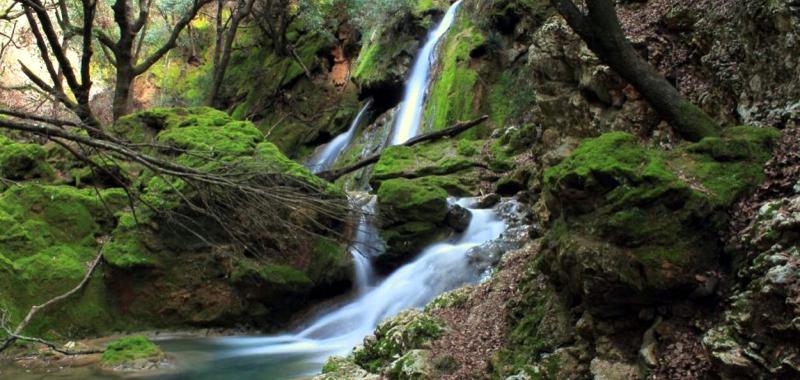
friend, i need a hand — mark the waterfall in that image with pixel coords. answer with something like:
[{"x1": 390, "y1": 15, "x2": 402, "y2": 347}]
[
  {"x1": 307, "y1": 100, "x2": 373, "y2": 174},
  {"x1": 151, "y1": 199, "x2": 511, "y2": 380},
  {"x1": 349, "y1": 196, "x2": 380, "y2": 292},
  {"x1": 388, "y1": 0, "x2": 463, "y2": 146},
  {"x1": 209, "y1": 199, "x2": 507, "y2": 371}
]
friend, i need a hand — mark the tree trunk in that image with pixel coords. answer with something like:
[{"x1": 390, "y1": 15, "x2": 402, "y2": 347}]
[
  {"x1": 112, "y1": 63, "x2": 135, "y2": 120},
  {"x1": 208, "y1": 0, "x2": 256, "y2": 107},
  {"x1": 551, "y1": 0, "x2": 719, "y2": 142}
]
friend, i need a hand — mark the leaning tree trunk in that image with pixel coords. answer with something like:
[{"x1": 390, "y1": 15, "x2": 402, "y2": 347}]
[{"x1": 551, "y1": 0, "x2": 719, "y2": 142}]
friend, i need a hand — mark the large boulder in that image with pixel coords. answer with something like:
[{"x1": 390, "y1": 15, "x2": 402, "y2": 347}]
[
  {"x1": 538, "y1": 128, "x2": 780, "y2": 316},
  {"x1": 0, "y1": 135, "x2": 53, "y2": 181},
  {"x1": 375, "y1": 177, "x2": 451, "y2": 270}
]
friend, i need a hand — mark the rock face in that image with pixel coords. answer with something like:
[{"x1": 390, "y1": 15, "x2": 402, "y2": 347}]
[
  {"x1": 703, "y1": 127, "x2": 800, "y2": 378},
  {"x1": 538, "y1": 128, "x2": 779, "y2": 316}
]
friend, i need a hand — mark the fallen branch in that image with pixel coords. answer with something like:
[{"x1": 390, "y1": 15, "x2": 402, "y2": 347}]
[
  {"x1": 318, "y1": 115, "x2": 489, "y2": 181},
  {"x1": 0, "y1": 248, "x2": 104, "y2": 354}
]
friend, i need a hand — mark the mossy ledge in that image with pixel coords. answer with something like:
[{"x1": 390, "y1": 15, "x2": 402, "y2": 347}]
[{"x1": 539, "y1": 127, "x2": 780, "y2": 314}]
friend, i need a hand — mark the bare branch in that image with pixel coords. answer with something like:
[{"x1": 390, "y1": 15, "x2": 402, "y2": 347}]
[{"x1": 0, "y1": 248, "x2": 104, "y2": 353}]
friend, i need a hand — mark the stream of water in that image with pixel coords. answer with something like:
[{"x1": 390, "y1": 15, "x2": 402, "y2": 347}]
[
  {"x1": 389, "y1": 0, "x2": 463, "y2": 145},
  {"x1": 306, "y1": 100, "x2": 373, "y2": 174},
  {"x1": 152, "y1": 199, "x2": 506, "y2": 379},
  {"x1": 0, "y1": 4, "x2": 480, "y2": 379}
]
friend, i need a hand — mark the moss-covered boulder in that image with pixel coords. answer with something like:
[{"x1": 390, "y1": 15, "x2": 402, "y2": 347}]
[
  {"x1": 100, "y1": 335, "x2": 167, "y2": 372},
  {"x1": 352, "y1": 310, "x2": 445, "y2": 374},
  {"x1": 102, "y1": 107, "x2": 352, "y2": 329},
  {"x1": 0, "y1": 135, "x2": 53, "y2": 181},
  {"x1": 371, "y1": 139, "x2": 484, "y2": 194},
  {"x1": 0, "y1": 184, "x2": 130, "y2": 338},
  {"x1": 539, "y1": 128, "x2": 780, "y2": 315},
  {"x1": 375, "y1": 177, "x2": 452, "y2": 269}
]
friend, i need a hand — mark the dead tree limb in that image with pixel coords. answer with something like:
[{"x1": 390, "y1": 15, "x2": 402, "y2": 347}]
[
  {"x1": 318, "y1": 115, "x2": 489, "y2": 182},
  {"x1": 0, "y1": 248, "x2": 104, "y2": 354}
]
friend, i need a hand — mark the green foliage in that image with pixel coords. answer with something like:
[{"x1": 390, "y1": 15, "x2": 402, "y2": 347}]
[{"x1": 101, "y1": 336, "x2": 164, "y2": 365}]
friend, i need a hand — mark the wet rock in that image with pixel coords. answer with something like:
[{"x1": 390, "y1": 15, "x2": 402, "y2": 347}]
[
  {"x1": 352, "y1": 310, "x2": 445, "y2": 373},
  {"x1": 445, "y1": 204, "x2": 472, "y2": 232},
  {"x1": 475, "y1": 193, "x2": 502, "y2": 209}
]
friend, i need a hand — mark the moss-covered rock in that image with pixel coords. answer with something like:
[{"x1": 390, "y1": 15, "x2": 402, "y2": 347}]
[
  {"x1": 101, "y1": 335, "x2": 164, "y2": 365},
  {"x1": 353, "y1": 2, "x2": 448, "y2": 98},
  {"x1": 0, "y1": 135, "x2": 53, "y2": 180},
  {"x1": 371, "y1": 139, "x2": 483, "y2": 194},
  {"x1": 353, "y1": 310, "x2": 445, "y2": 373},
  {"x1": 423, "y1": 14, "x2": 485, "y2": 135},
  {"x1": 375, "y1": 177, "x2": 452, "y2": 268},
  {"x1": 0, "y1": 184, "x2": 131, "y2": 338},
  {"x1": 538, "y1": 128, "x2": 780, "y2": 314}
]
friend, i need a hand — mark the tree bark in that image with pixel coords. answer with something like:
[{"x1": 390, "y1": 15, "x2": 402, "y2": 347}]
[
  {"x1": 208, "y1": 0, "x2": 257, "y2": 107},
  {"x1": 550, "y1": 0, "x2": 719, "y2": 142},
  {"x1": 318, "y1": 115, "x2": 489, "y2": 182}
]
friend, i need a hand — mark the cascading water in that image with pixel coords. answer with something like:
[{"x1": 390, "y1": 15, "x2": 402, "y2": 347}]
[
  {"x1": 389, "y1": 0, "x2": 463, "y2": 145},
  {"x1": 306, "y1": 100, "x2": 373, "y2": 174},
  {"x1": 100, "y1": 6, "x2": 487, "y2": 379},
  {"x1": 153, "y1": 199, "x2": 509, "y2": 379}
]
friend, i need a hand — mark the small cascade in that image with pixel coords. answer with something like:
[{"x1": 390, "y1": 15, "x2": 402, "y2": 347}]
[
  {"x1": 349, "y1": 195, "x2": 380, "y2": 291},
  {"x1": 306, "y1": 100, "x2": 373, "y2": 174},
  {"x1": 154, "y1": 199, "x2": 516, "y2": 379},
  {"x1": 388, "y1": 0, "x2": 463, "y2": 146}
]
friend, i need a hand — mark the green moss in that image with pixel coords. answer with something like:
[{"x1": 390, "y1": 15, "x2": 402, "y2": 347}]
[
  {"x1": 101, "y1": 336, "x2": 163, "y2": 365},
  {"x1": 353, "y1": 38, "x2": 382, "y2": 80},
  {"x1": 373, "y1": 140, "x2": 477, "y2": 181},
  {"x1": 353, "y1": 310, "x2": 444, "y2": 373},
  {"x1": 305, "y1": 237, "x2": 351, "y2": 285},
  {"x1": 424, "y1": 16, "x2": 485, "y2": 133},
  {"x1": 537, "y1": 128, "x2": 780, "y2": 306},
  {"x1": 231, "y1": 258, "x2": 312, "y2": 291},
  {"x1": 104, "y1": 213, "x2": 159, "y2": 269},
  {"x1": 372, "y1": 139, "x2": 483, "y2": 194},
  {"x1": 0, "y1": 136, "x2": 53, "y2": 180},
  {"x1": 0, "y1": 184, "x2": 132, "y2": 338},
  {"x1": 377, "y1": 178, "x2": 449, "y2": 224},
  {"x1": 488, "y1": 69, "x2": 537, "y2": 130}
]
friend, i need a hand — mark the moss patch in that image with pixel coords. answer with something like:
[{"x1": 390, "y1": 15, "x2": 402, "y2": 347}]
[
  {"x1": 0, "y1": 135, "x2": 53, "y2": 181},
  {"x1": 353, "y1": 310, "x2": 445, "y2": 373},
  {"x1": 424, "y1": 16, "x2": 485, "y2": 134},
  {"x1": 539, "y1": 127, "x2": 780, "y2": 309},
  {"x1": 101, "y1": 336, "x2": 164, "y2": 365}
]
